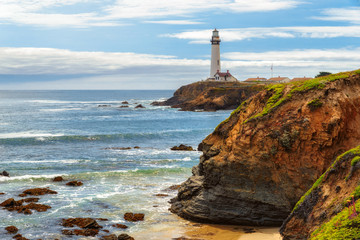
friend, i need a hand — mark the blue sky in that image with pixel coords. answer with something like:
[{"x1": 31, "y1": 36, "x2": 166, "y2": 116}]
[{"x1": 0, "y1": 0, "x2": 360, "y2": 89}]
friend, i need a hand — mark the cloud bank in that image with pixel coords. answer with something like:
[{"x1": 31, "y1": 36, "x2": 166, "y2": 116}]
[
  {"x1": 163, "y1": 26, "x2": 360, "y2": 43},
  {"x1": 0, "y1": 0, "x2": 302, "y2": 27},
  {"x1": 0, "y1": 47, "x2": 359, "y2": 89}
]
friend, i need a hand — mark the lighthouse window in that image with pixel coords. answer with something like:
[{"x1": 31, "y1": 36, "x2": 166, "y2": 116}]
[{"x1": 217, "y1": 60, "x2": 220, "y2": 65}]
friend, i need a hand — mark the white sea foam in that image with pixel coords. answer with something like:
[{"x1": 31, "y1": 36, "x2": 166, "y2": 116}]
[
  {"x1": 0, "y1": 174, "x2": 68, "y2": 182},
  {"x1": 0, "y1": 131, "x2": 64, "y2": 139},
  {"x1": 39, "y1": 108, "x2": 82, "y2": 112},
  {"x1": 3, "y1": 159, "x2": 89, "y2": 164}
]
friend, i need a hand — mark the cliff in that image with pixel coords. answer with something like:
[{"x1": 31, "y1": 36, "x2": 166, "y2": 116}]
[
  {"x1": 152, "y1": 81, "x2": 263, "y2": 111},
  {"x1": 280, "y1": 145, "x2": 360, "y2": 240},
  {"x1": 170, "y1": 70, "x2": 360, "y2": 226}
]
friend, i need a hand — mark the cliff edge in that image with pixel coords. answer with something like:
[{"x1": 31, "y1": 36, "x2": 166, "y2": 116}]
[
  {"x1": 280, "y1": 145, "x2": 360, "y2": 240},
  {"x1": 170, "y1": 70, "x2": 360, "y2": 226},
  {"x1": 152, "y1": 81, "x2": 263, "y2": 111}
]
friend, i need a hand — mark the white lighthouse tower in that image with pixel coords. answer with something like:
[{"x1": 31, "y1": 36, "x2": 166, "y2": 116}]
[{"x1": 210, "y1": 29, "x2": 221, "y2": 78}]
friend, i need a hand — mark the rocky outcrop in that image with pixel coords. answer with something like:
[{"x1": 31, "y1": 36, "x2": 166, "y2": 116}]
[
  {"x1": 152, "y1": 81, "x2": 263, "y2": 111},
  {"x1": 280, "y1": 145, "x2": 360, "y2": 239},
  {"x1": 170, "y1": 70, "x2": 360, "y2": 226}
]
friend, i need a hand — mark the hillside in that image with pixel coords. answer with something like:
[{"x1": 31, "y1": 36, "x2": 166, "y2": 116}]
[
  {"x1": 152, "y1": 81, "x2": 264, "y2": 111},
  {"x1": 280, "y1": 145, "x2": 360, "y2": 239},
  {"x1": 170, "y1": 70, "x2": 360, "y2": 226}
]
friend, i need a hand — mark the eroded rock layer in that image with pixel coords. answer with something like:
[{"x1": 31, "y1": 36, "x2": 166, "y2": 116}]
[{"x1": 170, "y1": 70, "x2": 360, "y2": 226}]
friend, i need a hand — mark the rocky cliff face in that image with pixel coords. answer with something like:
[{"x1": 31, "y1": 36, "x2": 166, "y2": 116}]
[
  {"x1": 170, "y1": 70, "x2": 360, "y2": 226},
  {"x1": 280, "y1": 145, "x2": 360, "y2": 239},
  {"x1": 152, "y1": 81, "x2": 263, "y2": 111}
]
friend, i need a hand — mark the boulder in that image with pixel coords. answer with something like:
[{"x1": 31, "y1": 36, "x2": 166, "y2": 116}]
[
  {"x1": 12, "y1": 234, "x2": 29, "y2": 240},
  {"x1": 66, "y1": 181, "x2": 83, "y2": 186},
  {"x1": 20, "y1": 188, "x2": 57, "y2": 196},
  {"x1": 135, "y1": 104, "x2": 145, "y2": 109},
  {"x1": 0, "y1": 170, "x2": 10, "y2": 177},
  {"x1": 118, "y1": 233, "x2": 135, "y2": 240},
  {"x1": 121, "y1": 101, "x2": 129, "y2": 104},
  {"x1": 112, "y1": 224, "x2": 128, "y2": 229},
  {"x1": 124, "y1": 213, "x2": 144, "y2": 222},
  {"x1": 62, "y1": 218, "x2": 102, "y2": 229},
  {"x1": 5, "y1": 226, "x2": 18, "y2": 234},
  {"x1": 101, "y1": 234, "x2": 118, "y2": 240},
  {"x1": 170, "y1": 144, "x2": 193, "y2": 151},
  {"x1": 53, "y1": 176, "x2": 64, "y2": 182}
]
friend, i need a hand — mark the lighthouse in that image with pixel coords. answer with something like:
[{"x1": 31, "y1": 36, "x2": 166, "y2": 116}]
[{"x1": 210, "y1": 29, "x2": 221, "y2": 78}]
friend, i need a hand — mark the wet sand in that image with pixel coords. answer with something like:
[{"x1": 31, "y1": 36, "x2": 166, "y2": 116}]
[{"x1": 130, "y1": 213, "x2": 281, "y2": 240}]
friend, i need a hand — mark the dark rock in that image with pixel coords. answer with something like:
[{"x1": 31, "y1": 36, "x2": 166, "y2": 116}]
[
  {"x1": 103, "y1": 229, "x2": 110, "y2": 233},
  {"x1": 0, "y1": 198, "x2": 17, "y2": 207},
  {"x1": 121, "y1": 101, "x2": 129, "y2": 104},
  {"x1": 112, "y1": 224, "x2": 128, "y2": 229},
  {"x1": 243, "y1": 228, "x2": 256, "y2": 233},
  {"x1": 155, "y1": 194, "x2": 169, "y2": 197},
  {"x1": 171, "y1": 144, "x2": 194, "y2": 151},
  {"x1": 101, "y1": 234, "x2": 118, "y2": 240},
  {"x1": 105, "y1": 147, "x2": 132, "y2": 150},
  {"x1": 13, "y1": 234, "x2": 29, "y2": 240},
  {"x1": 5, "y1": 226, "x2": 18, "y2": 234},
  {"x1": 118, "y1": 105, "x2": 129, "y2": 108},
  {"x1": 164, "y1": 185, "x2": 181, "y2": 191},
  {"x1": 117, "y1": 233, "x2": 135, "y2": 240},
  {"x1": 62, "y1": 218, "x2": 102, "y2": 229},
  {"x1": 61, "y1": 230, "x2": 74, "y2": 236},
  {"x1": 134, "y1": 146, "x2": 140, "y2": 149},
  {"x1": 1, "y1": 171, "x2": 10, "y2": 177},
  {"x1": 135, "y1": 104, "x2": 145, "y2": 108},
  {"x1": 21, "y1": 188, "x2": 57, "y2": 196},
  {"x1": 66, "y1": 181, "x2": 83, "y2": 186},
  {"x1": 53, "y1": 176, "x2": 64, "y2": 182},
  {"x1": 97, "y1": 218, "x2": 109, "y2": 221},
  {"x1": 23, "y1": 198, "x2": 40, "y2": 203},
  {"x1": 73, "y1": 229, "x2": 99, "y2": 237},
  {"x1": 124, "y1": 213, "x2": 144, "y2": 222},
  {"x1": 98, "y1": 105, "x2": 111, "y2": 107},
  {"x1": 0, "y1": 192, "x2": 5, "y2": 195}
]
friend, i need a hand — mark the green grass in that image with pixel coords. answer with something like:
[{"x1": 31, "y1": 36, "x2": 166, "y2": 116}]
[
  {"x1": 310, "y1": 198, "x2": 360, "y2": 240},
  {"x1": 351, "y1": 156, "x2": 360, "y2": 166},
  {"x1": 307, "y1": 98, "x2": 323, "y2": 110}
]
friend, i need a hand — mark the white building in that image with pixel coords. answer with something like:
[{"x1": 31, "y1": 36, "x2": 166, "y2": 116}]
[{"x1": 207, "y1": 29, "x2": 238, "y2": 82}]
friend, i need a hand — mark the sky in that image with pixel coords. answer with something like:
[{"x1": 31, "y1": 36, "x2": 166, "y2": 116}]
[{"x1": 0, "y1": 0, "x2": 360, "y2": 90}]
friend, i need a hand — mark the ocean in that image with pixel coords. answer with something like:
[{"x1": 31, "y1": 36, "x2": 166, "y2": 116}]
[{"x1": 0, "y1": 90, "x2": 231, "y2": 239}]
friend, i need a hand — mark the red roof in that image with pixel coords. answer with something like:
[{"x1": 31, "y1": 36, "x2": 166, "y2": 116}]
[{"x1": 215, "y1": 70, "x2": 232, "y2": 77}]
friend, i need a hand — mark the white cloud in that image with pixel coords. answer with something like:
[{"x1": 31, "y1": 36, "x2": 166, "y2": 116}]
[
  {"x1": 144, "y1": 20, "x2": 203, "y2": 25},
  {"x1": 0, "y1": 47, "x2": 359, "y2": 89},
  {"x1": 163, "y1": 26, "x2": 360, "y2": 43},
  {"x1": 315, "y1": 7, "x2": 360, "y2": 24},
  {"x1": 0, "y1": 0, "x2": 302, "y2": 27}
]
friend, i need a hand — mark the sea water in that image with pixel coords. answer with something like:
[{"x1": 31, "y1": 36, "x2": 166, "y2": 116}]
[{"x1": 0, "y1": 90, "x2": 231, "y2": 239}]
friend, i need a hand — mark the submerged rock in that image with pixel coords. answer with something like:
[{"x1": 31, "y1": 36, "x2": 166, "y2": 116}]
[
  {"x1": 101, "y1": 234, "x2": 118, "y2": 240},
  {"x1": 118, "y1": 233, "x2": 135, "y2": 240},
  {"x1": 170, "y1": 71, "x2": 360, "y2": 226},
  {"x1": 0, "y1": 170, "x2": 10, "y2": 177},
  {"x1": 53, "y1": 176, "x2": 64, "y2": 182},
  {"x1": 5, "y1": 226, "x2": 18, "y2": 234},
  {"x1": 62, "y1": 218, "x2": 102, "y2": 229},
  {"x1": 171, "y1": 145, "x2": 194, "y2": 151},
  {"x1": 135, "y1": 104, "x2": 145, "y2": 109},
  {"x1": 12, "y1": 234, "x2": 29, "y2": 240},
  {"x1": 121, "y1": 101, "x2": 129, "y2": 104},
  {"x1": 20, "y1": 188, "x2": 57, "y2": 196},
  {"x1": 112, "y1": 224, "x2": 128, "y2": 229},
  {"x1": 124, "y1": 213, "x2": 144, "y2": 222},
  {"x1": 66, "y1": 181, "x2": 83, "y2": 186}
]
